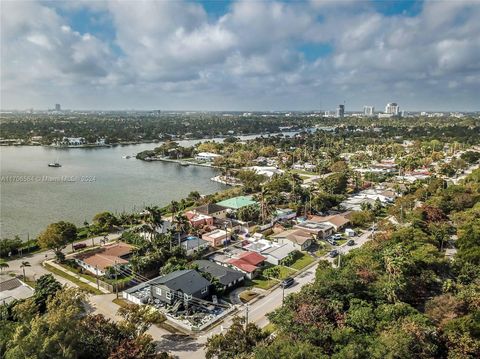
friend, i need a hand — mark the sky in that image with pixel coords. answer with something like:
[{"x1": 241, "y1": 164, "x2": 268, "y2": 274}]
[{"x1": 1, "y1": 0, "x2": 479, "y2": 111}]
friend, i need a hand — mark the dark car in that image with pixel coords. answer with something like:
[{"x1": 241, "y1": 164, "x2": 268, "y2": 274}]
[
  {"x1": 73, "y1": 243, "x2": 87, "y2": 251},
  {"x1": 281, "y1": 277, "x2": 294, "y2": 288},
  {"x1": 347, "y1": 239, "x2": 355, "y2": 246},
  {"x1": 329, "y1": 250, "x2": 339, "y2": 258}
]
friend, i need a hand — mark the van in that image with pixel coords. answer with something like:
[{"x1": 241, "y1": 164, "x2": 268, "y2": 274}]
[{"x1": 281, "y1": 277, "x2": 294, "y2": 288}]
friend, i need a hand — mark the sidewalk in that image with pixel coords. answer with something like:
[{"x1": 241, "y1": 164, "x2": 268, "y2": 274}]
[{"x1": 44, "y1": 260, "x2": 110, "y2": 294}]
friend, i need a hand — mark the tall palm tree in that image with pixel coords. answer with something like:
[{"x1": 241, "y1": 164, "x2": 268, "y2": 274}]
[
  {"x1": 140, "y1": 206, "x2": 164, "y2": 241},
  {"x1": 0, "y1": 260, "x2": 9, "y2": 272},
  {"x1": 20, "y1": 261, "x2": 31, "y2": 281}
]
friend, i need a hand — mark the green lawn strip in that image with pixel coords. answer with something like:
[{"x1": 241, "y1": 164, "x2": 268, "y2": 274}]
[
  {"x1": 251, "y1": 276, "x2": 278, "y2": 290},
  {"x1": 289, "y1": 253, "x2": 315, "y2": 270},
  {"x1": 277, "y1": 266, "x2": 296, "y2": 280},
  {"x1": 112, "y1": 297, "x2": 131, "y2": 308},
  {"x1": 336, "y1": 238, "x2": 348, "y2": 246},
  {"x1": 263, "y1": 322, "x2": 276, "y2": 335},
  {"x1": 44, "y1": 262, "x2": 103, "y2": 295}
]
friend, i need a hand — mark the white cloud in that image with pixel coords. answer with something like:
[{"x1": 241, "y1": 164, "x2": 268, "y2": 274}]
[{"x1": 1, "y1": 0, "x2": 479, "y2": 111}]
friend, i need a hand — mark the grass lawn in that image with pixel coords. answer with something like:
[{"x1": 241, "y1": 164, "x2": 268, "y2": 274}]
[
  {"x1": 112, "y1": 297, "x2": 130, "y2": 308},
  {"x1": 44, "y1": 262, "x2": 103, "y2": 295},
  {"x1": 277, "y1": 266, "x2": 296, "y2": 279},
  {"x1": 251, "y1": 276, "x2": 278, "y2": 290},
  {"x1": 289, "y1": 253, "x2": 315, "y2": 270},
  {"x1": 336, "y1": 238, "x2": 348, "y2": 246},
  {"x1": 315, "y1": 243, "x2": 333, "y2": 257},
  {"x1": 239, "y1": 290, "x2": 258, "y2": 303},
  {"x1": 263, "y1": 322, "x2": 276, "y2": 335}
]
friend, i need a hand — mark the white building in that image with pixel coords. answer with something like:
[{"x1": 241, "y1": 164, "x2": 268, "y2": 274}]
[
  {"x1": 363, "y1": 106, "x2": 375, "y2": 116},
  {"x1": 195, "y1": 152, "x2": 222, "y2": 162},
  {"x1": 385, "y1": 103, "x2": 400, "y2": 115}
]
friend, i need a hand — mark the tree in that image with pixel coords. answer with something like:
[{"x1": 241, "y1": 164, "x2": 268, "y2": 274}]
[
  {"x1": 263, "y1": 266, "x2": 281, "y2": 279},
  {"x1": 205, "y1": 316, "x2": 268, "y2": 359},
  {"x1": 37, "y1": 221, "x2": 77, "y2": 260},
  {"x1": 5, "y1": 288, "x2": 86, "y2": 359},
  {"x1": 33, "y1": 274, "x2": 62, "y2": 313},
  {"x1": 0, "y1": 259, "x2": 9, "y2": 272},
  {"x1": 93, "y1": 211, "x2": 119, "y2": 231},
  {"x1": 20, "y1": 261, "x2": 30, "y2": 281},
  {"x1": 117, "y1": 303, "x2": 165, "y2": 338}
]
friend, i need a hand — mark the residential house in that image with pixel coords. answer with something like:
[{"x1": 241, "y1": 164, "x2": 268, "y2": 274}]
[
  {"x1": 195, "y1": 152, "x2": 222, "y2": 162},
  {"x1": 227, "y1": 251, "x2": 266, "y2": 279},
  {"x1": 216, "y1": 196, "x2": 258, "y2": 210},
  {"x1": 192, "y1": 203, "x2": 228, "y2": 219},
  {"x1": 294, "y1": 220, "x2": 334, "y2": 239},
  {"x1": 309, "y1": 213, "x2": 351, "y2": 232},
  {"x1": 0, "y1": 275, "x2": 34, "y2": 305},
  {"x1": 271, "y1": 229, "x2": 314, "y2": 251},
  {"x1": 181, "y1": 236, "x2": 210, "y2": 256},
  {"x1": 73, "y1": 242, "x2": 133, "y2": 276},
  {"x1": 185, "y1": 211, "x2": 214, "y2": 228},
  {"x1": 202, "y1": 228, "x2": 230, "y2": 247},
  {"x1": 123, "y1": 269, "x2": 210, "y2": 306},
  {"x1": 262, "y1": 243, "x2": 297, "y2": 265},
  {"x1": 193, "y1": 260, "x2": 245, "y2": 290}
]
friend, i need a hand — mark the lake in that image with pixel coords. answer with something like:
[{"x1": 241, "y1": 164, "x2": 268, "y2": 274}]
[
  {"x1": 0, "y1": 140, "x2": 228, "y2": 239},
  {"x1": 0, "y1": 132, "x2": 301, "y2": 239}
]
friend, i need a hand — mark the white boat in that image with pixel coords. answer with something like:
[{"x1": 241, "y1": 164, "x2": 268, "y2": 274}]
[
  {"x1": 48, "y1": 162, "x2": 61, "y2": 167},
  {"x1": 122, "y1": 155, "x2": 131, "y2": 159}
]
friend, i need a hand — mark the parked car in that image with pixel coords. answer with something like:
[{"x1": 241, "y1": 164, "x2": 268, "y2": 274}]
[
  {"x1": 73, "y1": 243, "x2": 87, "y2": 251},
  {"x1": 347, "y1": 239, "x2": 355, "y2": 246},
  {"x1": 329, "y1": 250, "x2": 339, "y2": 258},
  {"x1": 326, "y1": 237, "x2": 338, "y2": 246},
  {"x1": 281, "y1": 277, "x2": 294, "y2": 288},
  {"x1": 332, "y1": 234, "x2": 343, "y2": 240}
]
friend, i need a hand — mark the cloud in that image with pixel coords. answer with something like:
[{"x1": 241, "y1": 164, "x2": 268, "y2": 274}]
[{"x1": 1, "y1": 0, "x2": 479, "y2": 111}]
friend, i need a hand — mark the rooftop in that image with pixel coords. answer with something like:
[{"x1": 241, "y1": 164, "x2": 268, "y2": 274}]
[
  {"x1": 75, "y1": 242, "x2": 133, "y2": 271},
  {"x1": 147, "y1": 269, "x2": 210, "y2": 296},
  {"x1": 217, "y1": 196, "x2": 257, "y2": 209},
  {"x1": 193, "y1": 260, "x2": 244, "y2": 286},
  {"x1": 193, "y1": 203, "x2": 228, "y2": 215}
]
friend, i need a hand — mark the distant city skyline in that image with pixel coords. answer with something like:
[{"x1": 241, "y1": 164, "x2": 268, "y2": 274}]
[{"x1": 1, "y1": 0, "x2": 479, "y2": 111}]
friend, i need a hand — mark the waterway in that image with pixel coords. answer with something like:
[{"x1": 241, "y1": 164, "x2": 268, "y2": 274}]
[{"x1": 0, "y1": 132, "x2": 299, "y2": 239}]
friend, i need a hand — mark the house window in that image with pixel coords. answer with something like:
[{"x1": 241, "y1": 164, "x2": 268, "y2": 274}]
[
  {"x1": 166, "y1": 291, "x2": 171, "y2": 300},
  {"x1": 184, "y1": 293, "x2": 192, "y2": 301},
  {"x1": 201, "y1": 287, "x2": 208, "y2": 294},
  {"x1": 155, "y1": 288, "x2": 162, "y2": 296}
]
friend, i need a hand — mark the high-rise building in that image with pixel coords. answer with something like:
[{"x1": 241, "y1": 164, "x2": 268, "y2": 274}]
[
  {"x1": 385, "y1": 102, "x2": 399, "y2": 115},
  {"x1": 363, "y1": 106, "x2": 375, "y2": 116},
  {"x1": 55, "y1": 104, "x2": 61, "y2": 111},
  {"x1": 336, "y1": 104, "x2": 345, "y2": 118}
]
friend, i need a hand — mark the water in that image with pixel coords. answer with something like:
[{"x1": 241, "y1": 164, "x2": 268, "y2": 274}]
[
  {"x1": 0, "y1": 141, "x2": 227, "y2": 239},
  {"x1": 0, "y1": 132, "x2": 300, "y2": 239}
]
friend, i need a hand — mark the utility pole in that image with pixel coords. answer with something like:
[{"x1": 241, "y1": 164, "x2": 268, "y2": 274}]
[
  {"x1": 337, "y1": 251, "x2": 341, "y2": 268},
  {"x1": 95, "y1": 265, "x2": 100, "y2": 290},
  {"x1": 245, "y1": 304, "x2": 250, "y2": 331},
  {"x1": 282, "y1": 285, "x2": 285, "y2": 305},
  {"x1": 114, "y1": 260, "x2": 118, "y2": 299}
]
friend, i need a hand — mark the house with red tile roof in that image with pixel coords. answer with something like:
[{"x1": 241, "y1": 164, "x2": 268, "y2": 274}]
[
  {"x1": 74, "y1": 242, "x2": 133, "y2": 276},
  {"x1": 227, "y1": 252, "x2": 266, "y2": 279}
]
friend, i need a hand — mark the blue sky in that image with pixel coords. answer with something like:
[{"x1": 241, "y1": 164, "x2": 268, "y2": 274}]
[{"x1": 1, "y1": 0, "x2": 479, "y2": 111}]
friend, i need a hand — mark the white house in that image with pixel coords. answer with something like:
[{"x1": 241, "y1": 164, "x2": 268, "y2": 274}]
[{"x1": 195, "y1": 152, "x2": 222, "y2": 162}]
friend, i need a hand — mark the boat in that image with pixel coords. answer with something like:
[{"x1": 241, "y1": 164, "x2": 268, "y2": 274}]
[
  {"x1": 48, "y1": 162, "x2": 62, "y2": 167},
  {"x1": 122, "y1": 155, "x2": 131, "y2": 159},
  {"x1": 180, "y1": 162, "x2": 190, "y2": 167}
]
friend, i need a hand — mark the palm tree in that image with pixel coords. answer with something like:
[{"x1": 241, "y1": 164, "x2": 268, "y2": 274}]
[
  {"x1": 20, "y1": 261, "x2": 31, "y2": 281},
  {"x1": 0, "y1": 259, "x2": 9, "y2": 272},
  {"x1": 139, "y1": 206, "x2": 164, "y2": 241}
]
